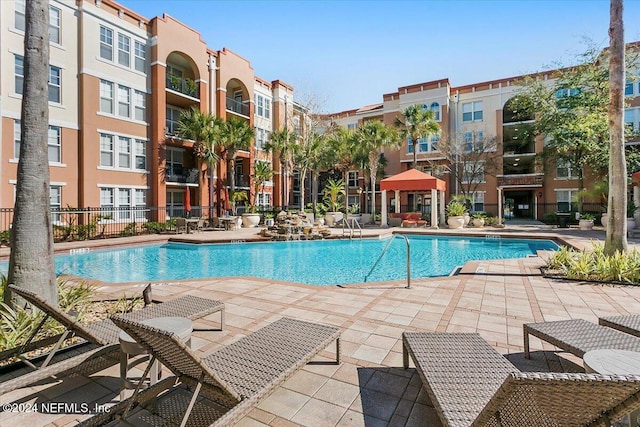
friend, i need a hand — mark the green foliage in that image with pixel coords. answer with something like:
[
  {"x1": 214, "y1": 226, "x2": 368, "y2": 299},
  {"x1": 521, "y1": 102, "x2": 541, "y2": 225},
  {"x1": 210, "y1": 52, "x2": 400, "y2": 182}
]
[
  {"x1": 543, "y1": 212, "x2": 558, "y2": 225},
  {"x1": 322, "y1": 179, "x2": 346, "y2": 212},
  {"x1": 579, "y1": 213, "x2": 595, "y2": 221},
  {"x1": 58, "y1": 280, "x2": 94, "y2": 321},
  {"x1": 348, "y1": 204, "x2": 360, "y2": 215},
  {"x1": 120, "y1": 222, "x2": 138, "y2": 237},
  {"x1": 143, "y1": 221, "x2": 172, "y2": 234},
  {"x1": 107, "y1": 294, "x2": 143, "y2": 317},
  {"x1": 446, "y1": 201, "x2": 467, "y2": 217},
  {"x1": 628, "y1": 198, "x2": 637, "y2": 218},
  {"x1": 251, "y1": 161, "x2": 274, "y2": 213},
  {"x1": 472, "y1": 213, "x2": 486, "y2": 219},
  {"x1": 0, "y1": 230, "x2": 10, "y2": 247}
]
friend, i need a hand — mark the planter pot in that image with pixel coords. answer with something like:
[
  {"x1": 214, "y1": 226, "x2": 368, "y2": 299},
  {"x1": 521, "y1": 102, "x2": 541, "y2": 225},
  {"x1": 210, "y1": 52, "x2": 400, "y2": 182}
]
[
  {"x1": 264, "y1": 218, "x2": 274, "y2": 227},
  {"x1": 472, "y1": 218, "x2": 485, "y2": 228},
  {"x1": 463, "y1": 213, "x2": 471, "y2": 227},
  {"x1": 315, "y1": 217, "x2": 325, "y2": 226},
  {"x1": 347, "y1": 214, "x2": 361, "y2": 224},
  {"x1": 627, "y1": 218, "x2": 636, "y2": 230},
  {"x1": 324, "y1": 212, "x2": 343, "y2": 227},
  {"x1": 360, "y1": 213, "x2": 372, "y2": 224},
  {"x1": 578, "y1": 219, "x2": 594, "y2": 230},
  {"x1": 241, "y1": 213, "x2": 260, "y2": 228},
  {"x1": 601, "y1": 213, "x2": 608, "y2": 226},
  {"x1": 447, "y1": 216, "x2": 465, "y2": 229}
]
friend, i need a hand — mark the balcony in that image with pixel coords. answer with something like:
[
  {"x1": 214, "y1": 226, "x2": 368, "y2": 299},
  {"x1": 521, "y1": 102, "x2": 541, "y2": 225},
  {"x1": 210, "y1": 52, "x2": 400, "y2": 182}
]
[
  {"x1": 166, "y1": 75, "x2": 199, "y2": 99},
  {"x1": 226, "y1": 97, "x2": 250, "y2": 117},
  {"x1": 166, "y1": 166, "x2": 199, "y2": 184},
  {"x1": 497, "y1": 173, "x2": 543, "y2": 187},
  {"x1": 228, "y1": 174, "x2": 250, "y2": 188}
]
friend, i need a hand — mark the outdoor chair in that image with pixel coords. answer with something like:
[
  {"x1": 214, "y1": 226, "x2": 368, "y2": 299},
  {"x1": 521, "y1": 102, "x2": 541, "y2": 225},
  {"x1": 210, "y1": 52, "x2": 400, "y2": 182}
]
[
  {"x1": 0, "y1": 284, "x2": 224, "y2": 394},
  {"x1": 599, "y1": 315, "x2": 640, "y2": 338},
  {"x1": 80, "y1": 316, "x2": 341, "y2": 427},
  {"x1": 175, "y1": 217, "x2": 187, "y2": 233},
  {"x1": 523, "y1": 318, "x2": 640, "y2": 359},
  {"x1": 403, "y1": 332, "x2": 640, "y2": 427}
]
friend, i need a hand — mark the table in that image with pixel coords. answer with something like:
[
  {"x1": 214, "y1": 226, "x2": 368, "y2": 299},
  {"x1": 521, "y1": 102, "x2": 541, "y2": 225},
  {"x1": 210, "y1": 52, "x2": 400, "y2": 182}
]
[
  {"x1": 218, "y1": 216, "x2": 238, "y2": 230},
  {"x1": 583, "y1": 349, "x2": 640, "y2": 426},
  {"x1": 185, "y1": 218, "x2": 199, "y2": 233},
  {"x1": 119, "y1": 316, "x2": 192, "y2": 399}
]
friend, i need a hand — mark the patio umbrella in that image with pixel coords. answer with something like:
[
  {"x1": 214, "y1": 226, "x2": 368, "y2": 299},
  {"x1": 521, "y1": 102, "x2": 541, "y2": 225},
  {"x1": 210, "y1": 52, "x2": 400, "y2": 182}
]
[
  {"x1": 224, "y1": 187, "x2": 231, "y2": 213},
  {"x1": 184, "y1": 189, "x2": 191, "y2": 217}
]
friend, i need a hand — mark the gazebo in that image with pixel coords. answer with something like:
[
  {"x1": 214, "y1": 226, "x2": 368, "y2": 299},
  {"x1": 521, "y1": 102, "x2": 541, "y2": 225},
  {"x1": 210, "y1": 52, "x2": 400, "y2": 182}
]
[{"x1": 379, "y1": 169, "x2": 447, "y2": 228}]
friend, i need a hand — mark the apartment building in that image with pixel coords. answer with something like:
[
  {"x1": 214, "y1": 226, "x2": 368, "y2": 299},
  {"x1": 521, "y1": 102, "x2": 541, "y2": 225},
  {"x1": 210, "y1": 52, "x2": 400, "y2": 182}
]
[
  {"x1": 0, "y1": 0, "x2": 293, "y2": 224},
  {"x1": 331, "y1": 63, "x2": 640, "y2": 221}
]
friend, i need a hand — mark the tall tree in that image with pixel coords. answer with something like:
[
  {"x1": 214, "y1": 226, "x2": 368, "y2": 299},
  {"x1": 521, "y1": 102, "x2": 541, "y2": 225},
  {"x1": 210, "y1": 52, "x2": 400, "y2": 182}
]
[
  {"x1": 606, "y1": 0, "x2": 628, "y2": 254},
  {"x1": 325, "y1": 126, "x2": 357, "y2": 213},
  {"x1": 355, "y1": 121, "x2": 400, "y2": 222},
  {"x1": 250, "y1": 160, "x2": 274, "y2": 212},
  {"x1": 395, "y1": 104, "x2": 439, "y2": 169},
  {"x1": 218, "y1": 117, "x2": 253, "y2": 205},
  {"x1": 265, "y1": 128, "x2": 297, "y2": 208},
  {"x1": 293, "y1": 131, "x2": 325, "y2": 211},
  {"x1": 177, "y1": 108, "x2": 221, "y2": 219},
  {"x1": 6, "y1": 0, "x2": 57, "y2": 305}
]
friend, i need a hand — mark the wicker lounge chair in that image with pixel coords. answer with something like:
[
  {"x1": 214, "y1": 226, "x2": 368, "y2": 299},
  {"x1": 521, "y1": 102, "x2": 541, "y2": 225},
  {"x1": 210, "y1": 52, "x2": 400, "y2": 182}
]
[
  {"x1": 403, "y1": 332, "x2": 640, "y2": 427},
  {"x1": 523, "y1": 318, "x2": 640, "y2": 359},
  {"x1": 599, "y1": 315, "x2": 640, "y2": 338},
  {"x1": 0, "y1": 284, "x2": 224, "y2": 394},
  {"x1": 81, "y1": 316, "x2": 341, "y2": 427}
]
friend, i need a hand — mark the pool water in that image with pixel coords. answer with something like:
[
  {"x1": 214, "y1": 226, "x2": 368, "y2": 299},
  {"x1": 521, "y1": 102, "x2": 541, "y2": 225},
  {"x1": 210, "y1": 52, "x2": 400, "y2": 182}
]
[{"x1": 47, "y1": 235, "x2": 558, "y2": 286}]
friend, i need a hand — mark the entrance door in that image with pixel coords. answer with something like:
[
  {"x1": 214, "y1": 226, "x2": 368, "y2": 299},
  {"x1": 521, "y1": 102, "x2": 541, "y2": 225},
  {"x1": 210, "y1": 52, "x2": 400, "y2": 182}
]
[{"x1": 504, "y1": 190, "x2": 534, "y2": 219}]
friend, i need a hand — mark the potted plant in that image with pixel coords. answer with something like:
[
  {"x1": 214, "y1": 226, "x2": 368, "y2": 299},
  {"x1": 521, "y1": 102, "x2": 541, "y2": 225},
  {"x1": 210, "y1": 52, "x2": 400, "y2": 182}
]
[
  {"x1": 471, "y1": 213, "x2": 485, "y2": 228},
  {"x1": 264, "y1": 212, "x2": 275, "y2": 227},
  {"x1": 446, "y1": 201, "x2": 467, "y2": 229},
  {"x1": 243, "y1": 162, "x2": 274, "y2": 228},
  {"x1": 578, "y1": 213, "x2": 595, "y2": 230},
  {"x1": 347, "y1": 203, "x2": 361, "y2": 223},
  {"x1": 323, "y1": 179, "x2": 345, "y2": 227}
]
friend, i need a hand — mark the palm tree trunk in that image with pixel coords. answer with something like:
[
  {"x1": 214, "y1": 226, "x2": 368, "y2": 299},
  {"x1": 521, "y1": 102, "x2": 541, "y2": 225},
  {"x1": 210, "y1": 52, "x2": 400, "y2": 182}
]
[
  {"x1": 299, "y1": 170, "x2": 307, "y2": 211},
  {"x1": 227, "y1": 154, "x2": 236, "y2": 214},
  {"x1": 7, "y1": 0, "x2": 57, "y2": 305},
  {"x1": 605, "y1": 0, "x2": 628, "y2": 254}
]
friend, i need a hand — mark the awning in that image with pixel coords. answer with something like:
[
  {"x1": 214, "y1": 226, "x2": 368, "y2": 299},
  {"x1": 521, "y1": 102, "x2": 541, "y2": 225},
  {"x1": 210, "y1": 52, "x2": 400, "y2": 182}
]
[{"x1": 380, "y1": 168, "x2": 447, "y2": 192}]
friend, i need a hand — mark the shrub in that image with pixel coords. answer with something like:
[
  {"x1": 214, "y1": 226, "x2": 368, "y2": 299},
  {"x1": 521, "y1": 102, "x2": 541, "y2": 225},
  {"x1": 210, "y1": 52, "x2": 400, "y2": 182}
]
[
  {"x1": 543, "y1": 212, "x2": 558, "y2": 225},
  {"x1": 143, "y1": 221, "x2": 172, "y2": 234},
  {"x1": 446, "y1": 201, "x2": 467, "y2": 217}
]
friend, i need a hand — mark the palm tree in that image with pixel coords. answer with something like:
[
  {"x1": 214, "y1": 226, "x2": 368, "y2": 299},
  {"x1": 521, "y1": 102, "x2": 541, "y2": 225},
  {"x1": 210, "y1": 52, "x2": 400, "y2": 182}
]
[
  {"x1": 356, "y1": 121, "x2": 400, "y2": 222},
  {"x1": 325, "y1": 126, "x2": 357, "y2": 213},
  {"x1": 6, "y1": 0, "x2": 57, "y2": 305},
  {"x1": 293, "y1": 131, "x2": 325, "y2": 211},
  {"x1": 395, "y1": 104, "x2": 439, "y2": 169},
  {"x1": 265, "y1": 128, "x2": 297, "y2": 208},
  {"x1": 250, "y1": 161, "x2": 274, "y2": 213},
  {"x1": 218, "y1": 117, "x2": 253, "y2": 206},
  {"x1": 177, "y1": 108, "x2": 221, "y2": 219}
]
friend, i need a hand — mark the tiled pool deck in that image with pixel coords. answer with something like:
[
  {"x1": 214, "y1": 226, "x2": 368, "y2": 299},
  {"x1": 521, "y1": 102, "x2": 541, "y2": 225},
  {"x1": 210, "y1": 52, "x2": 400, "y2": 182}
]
[{"x1": 1, "y1": 224, "x2": 640, "y2": 426}]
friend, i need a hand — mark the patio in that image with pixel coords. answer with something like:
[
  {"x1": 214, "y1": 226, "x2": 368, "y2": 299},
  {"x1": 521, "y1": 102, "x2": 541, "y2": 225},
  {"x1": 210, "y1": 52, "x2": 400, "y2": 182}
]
[{"x1": 1, "y1": 226, "x2": 640, "y2": 426}]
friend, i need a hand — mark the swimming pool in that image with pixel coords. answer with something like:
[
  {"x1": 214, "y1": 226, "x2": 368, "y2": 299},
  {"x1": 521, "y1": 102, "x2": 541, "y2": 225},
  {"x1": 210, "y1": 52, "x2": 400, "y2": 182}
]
[{"x1": 46, "y1": 235, "x2": 558, "y2": 286}]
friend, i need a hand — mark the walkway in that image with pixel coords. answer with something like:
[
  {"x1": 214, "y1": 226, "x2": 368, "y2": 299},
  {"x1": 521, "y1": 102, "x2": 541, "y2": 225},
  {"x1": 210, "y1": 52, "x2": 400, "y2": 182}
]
[{"x1": 1, "y1": 224, "x2": 639, "y2": 426}]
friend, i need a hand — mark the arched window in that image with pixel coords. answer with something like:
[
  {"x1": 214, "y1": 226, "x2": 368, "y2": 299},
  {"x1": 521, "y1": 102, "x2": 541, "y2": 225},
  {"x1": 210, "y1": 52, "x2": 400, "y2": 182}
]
[{"x1": 430, "y1": 102, "x2": 440, "y2": 121}]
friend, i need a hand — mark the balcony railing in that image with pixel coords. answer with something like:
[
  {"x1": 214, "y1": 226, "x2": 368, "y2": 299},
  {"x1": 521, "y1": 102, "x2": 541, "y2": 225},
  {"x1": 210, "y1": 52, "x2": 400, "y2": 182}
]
[
  {"x1": 226, "y1": 97, "x2": 249, "y2": 116},
  {"x1": 497, "y1": 173, "x2": 544, "y2": 187},
  {"x1": 166, "y1": 75, "x2": 198, "y2": 98},
  {"x1": 166, "y1": 166, "x2": 199, "y2": 184},
  {"x1": 229, "y1": 174, "x2": 250, "y2": 188}
]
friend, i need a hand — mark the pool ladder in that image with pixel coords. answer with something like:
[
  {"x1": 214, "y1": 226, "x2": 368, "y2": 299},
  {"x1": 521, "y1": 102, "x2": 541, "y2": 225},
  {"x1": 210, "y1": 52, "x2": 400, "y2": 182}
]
[
  {"x1": 364, "y1": 235, "x2": 411, "y2": 289},
  {"x1": 342, "y1": 217, "x2": 362, "y2": 239}
]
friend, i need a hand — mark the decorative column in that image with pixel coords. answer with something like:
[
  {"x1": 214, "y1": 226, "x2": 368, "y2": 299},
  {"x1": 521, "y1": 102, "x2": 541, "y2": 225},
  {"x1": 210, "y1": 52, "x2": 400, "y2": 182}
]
[
  {"x1": 497, "y1": 187, "x2": 503, "y2": 226},
  {"x1": 394, "y1": 190, "x2": 400, "y2": 213},
  {"x1": 431, "y1": 189, "x2": 438, "y2": 229},
  {"x1": 381, "y1": 190, "x2": 388, "y2": 227},
  {"x1": 634, "y1": 186, "x2": 640, "y2": 212},
  {"x1": 439, "y1": 190, "x2": 446, "y2": 226}
]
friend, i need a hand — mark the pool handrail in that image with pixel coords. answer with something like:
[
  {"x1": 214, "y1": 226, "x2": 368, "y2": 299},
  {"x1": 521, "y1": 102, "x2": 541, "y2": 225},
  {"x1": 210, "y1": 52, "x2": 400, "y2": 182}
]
[{"x1": 364, "y1": 235, "x2": 411, "y2": 288}]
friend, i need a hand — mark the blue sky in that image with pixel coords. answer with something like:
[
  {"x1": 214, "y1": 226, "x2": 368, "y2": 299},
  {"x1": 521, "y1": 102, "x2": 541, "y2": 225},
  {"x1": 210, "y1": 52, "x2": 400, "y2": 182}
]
[{"x1": 120, "y1": 0, "x2": 640, "y2": 113}]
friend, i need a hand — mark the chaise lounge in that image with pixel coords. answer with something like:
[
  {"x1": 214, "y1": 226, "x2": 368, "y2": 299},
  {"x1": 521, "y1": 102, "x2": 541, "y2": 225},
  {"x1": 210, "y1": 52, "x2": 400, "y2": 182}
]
[
  {"x1": 599, "y1": 315, "x2": 640, "y2": 338},
  {"x1": 80, "y1": 316, "x2": 341, "y2": 426},
  {"x1": 523, "y1": 318, "x2": 640, "y2": 359},
  {"x1": 403, "y1": 331, "x2": 640, "y2": 427},
  {"x1": 1, "y1": 284, "x2": 225, "y2": 394}
]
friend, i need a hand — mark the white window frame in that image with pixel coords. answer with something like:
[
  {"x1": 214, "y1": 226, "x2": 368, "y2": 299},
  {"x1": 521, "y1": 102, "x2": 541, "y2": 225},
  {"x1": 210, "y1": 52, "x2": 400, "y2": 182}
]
[
  {"x1": 555, "y1": 189, "x2": 576, "y2": 212},
  {"x1": 118, "y1": 85, "x2": 130, "y2": 118},
  {"x1": 48, "y1": 65, "x2": 61, "y2": 103},
  {"x1": 556, "y1": 159, "x2": 578, "y2": 179},
  {"x1": 134, "y1": 139, "x2": 147, "y2": 170},
  {"x1": 134, "y1": 90, "x2": 146, "y2": 121},
  {"x1": 257, "y1": 192, "x2": 271, "y2": 207},
  {"x1": 348, "y1": 171, "x2": 359, "y2": 188},
  {"x1": 255, "y1": 94, "x2": 264, "y2": 117},
  {"x1": 50, "y1": 185, "x2": 62, "y2": 222},
  {"x1": 472, "y1": 192, "x2": 485, "y2": 213},
  {"x1": 118, "y1": 136, "x2": 131, "y2": 169},
  {"x1": 430, "y1": 102, "x2": 441, "y2": 121},
  {"x1": 15, "y1": 55, "x2": 24, "y2": 95},
  {"x1": 15, "y1": 0, "x2": 26, "y2": 31},
  {"x1": 99, "y1": 25, "x2": 113, "y2": 61},
  {"x1": 13, "y1": 120, "x2": 21, "y2": 159},
  {"x1": 134, "y1": 40, "x2": 146, "y2": 72},
  {"x1": 100, "y1": 80, "x2": 114, "y2": 114},
  {"x1": 462, "y1": 101, "x2": 483, "y2": 122},
  {"x1": 100, "y1": 133, "x2": 114, "y2": 167},
  {"x1": 48, "y1": 126, "x2": 61, "y2": 163},
  {"x1": 49, "y1": 6, "x2": 61, "y2": 44},
  {"x1": 625, "y1": 107, "x2": 639, "y2": 133},
  {"x1": 118, "y1": 33, "x2": 130, "y2": 67},
  {"x1": 462, "y1": 161, "x2": 485, "y2": 184},
  {"x1": 265, "y1": 98, "x2": 271, "y2": 119},
  {"x1": 166, "y1": 105, "x2": 182, "y2": 135}
]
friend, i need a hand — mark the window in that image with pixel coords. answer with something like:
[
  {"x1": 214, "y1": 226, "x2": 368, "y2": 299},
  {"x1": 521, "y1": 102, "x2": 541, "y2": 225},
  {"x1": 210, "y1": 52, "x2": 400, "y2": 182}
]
[
  {"x1": 257, "y1": 192, "x2": 271, "y2": 207},
  {"x1": 463, "y1": 132, "x2": 473, "y2": 151},
  {"x1": 255, "y1": 128, "x2": 269, "y2": 151},
  {"x1": 13, "y1": 121, "x2": 21, "y2": 158},
  {"x1": 118, "y1": 188, "x2": 131, "y2": 220},
  {"x1": 265, "y1": 99, "x2": 271, "y2": 119},
  {"x1": 166, "y1": 147, "x2": 184, "y2": 178},
  {"x1": 118, "y1": 85, "x2": 130, "y2": 117},
  {"x1": 50, "y1": 185, "x2": 63, "y2": 222},
  {"x1": 15, "y1": 55, "x2": 24, "y2": 95},
  {"x1": 347, "y1": 123, "x2": 357, "y2": 130},
  {"x1": 100, "y1": 133, "x2": 114, "y2": 167},
  {"x1": 556, "y1": 190, "x2": 575, "y2": 212},
  {"x1": 472, "y1": 192, "x2": 485, "y2": 212},
  {"x1": 555, "y1": 88, "x2": 580, "y2": 98},
  {"x1": 48, "y1": 65, "x2": 61, "y2": 103},
  {"x1": 48, "y1": 126, "x2": 61, "y2": 163},
  {"x1": 626, "y1": 108, "x2": 639, "y2": 132},
  {"x1": 255, "y1": 94, "x2": 264, "y2": 117},
  {"x1": 431, "y1": 134, "x2": 440, "y2": 151},
  {"x1": 49, "y1": 6, "x2": 60, "y2": 44},
  {"x1": 118, "y1": 137, "x2": 131, "y2": 168},
  {"x1": 15, "y1": 0, "x2": 25, "y2": 31},
  {"x1": 348, "y1": 171, "x2": 358, "y2": 188},
  {"x1": 134, "y1": 189, "x2": 146, "y2": 219},
  {"x1": 134, "y1": 139, "x2": 146, "y2": 169},
  {"x1": 134, "y1": 41, "x2": 145, "y2": 72},
  {"x1": 118, "y1": 34, "x2": 130, "y2": 67},
  {"x1": 100, "y1": 80, "x2": 114, "y2": 114},
  {"x1": 556, "y1": 159, "x2": 578, "y2": 179},
  {"x1": 100, "y1": 188, "x2": 114, "y2": 218},
  {"x1": 462, "y1": 162, "x2": 484, "y2": 183},
  {"x1": 627, "y1": 80, "x2": 635, "y2": 96},
  {"x1": 430, "y1": 102, "x2": 441, "y2": 121},
  {"x1": 462, "y1": 101, "x2": 483, "y2": 122},
  {"x1": 99, "y1": 26, "x2": 113, "y2": 61},
  {"x1": 418, "y1": 138, "x2": 428, "y2": 152},
  {"x1": 166, "y1": 106, "x2": 182, "y2": 135},
  {"x1": 134, "y1": 90, "x2": 146, "y2": 121}
]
